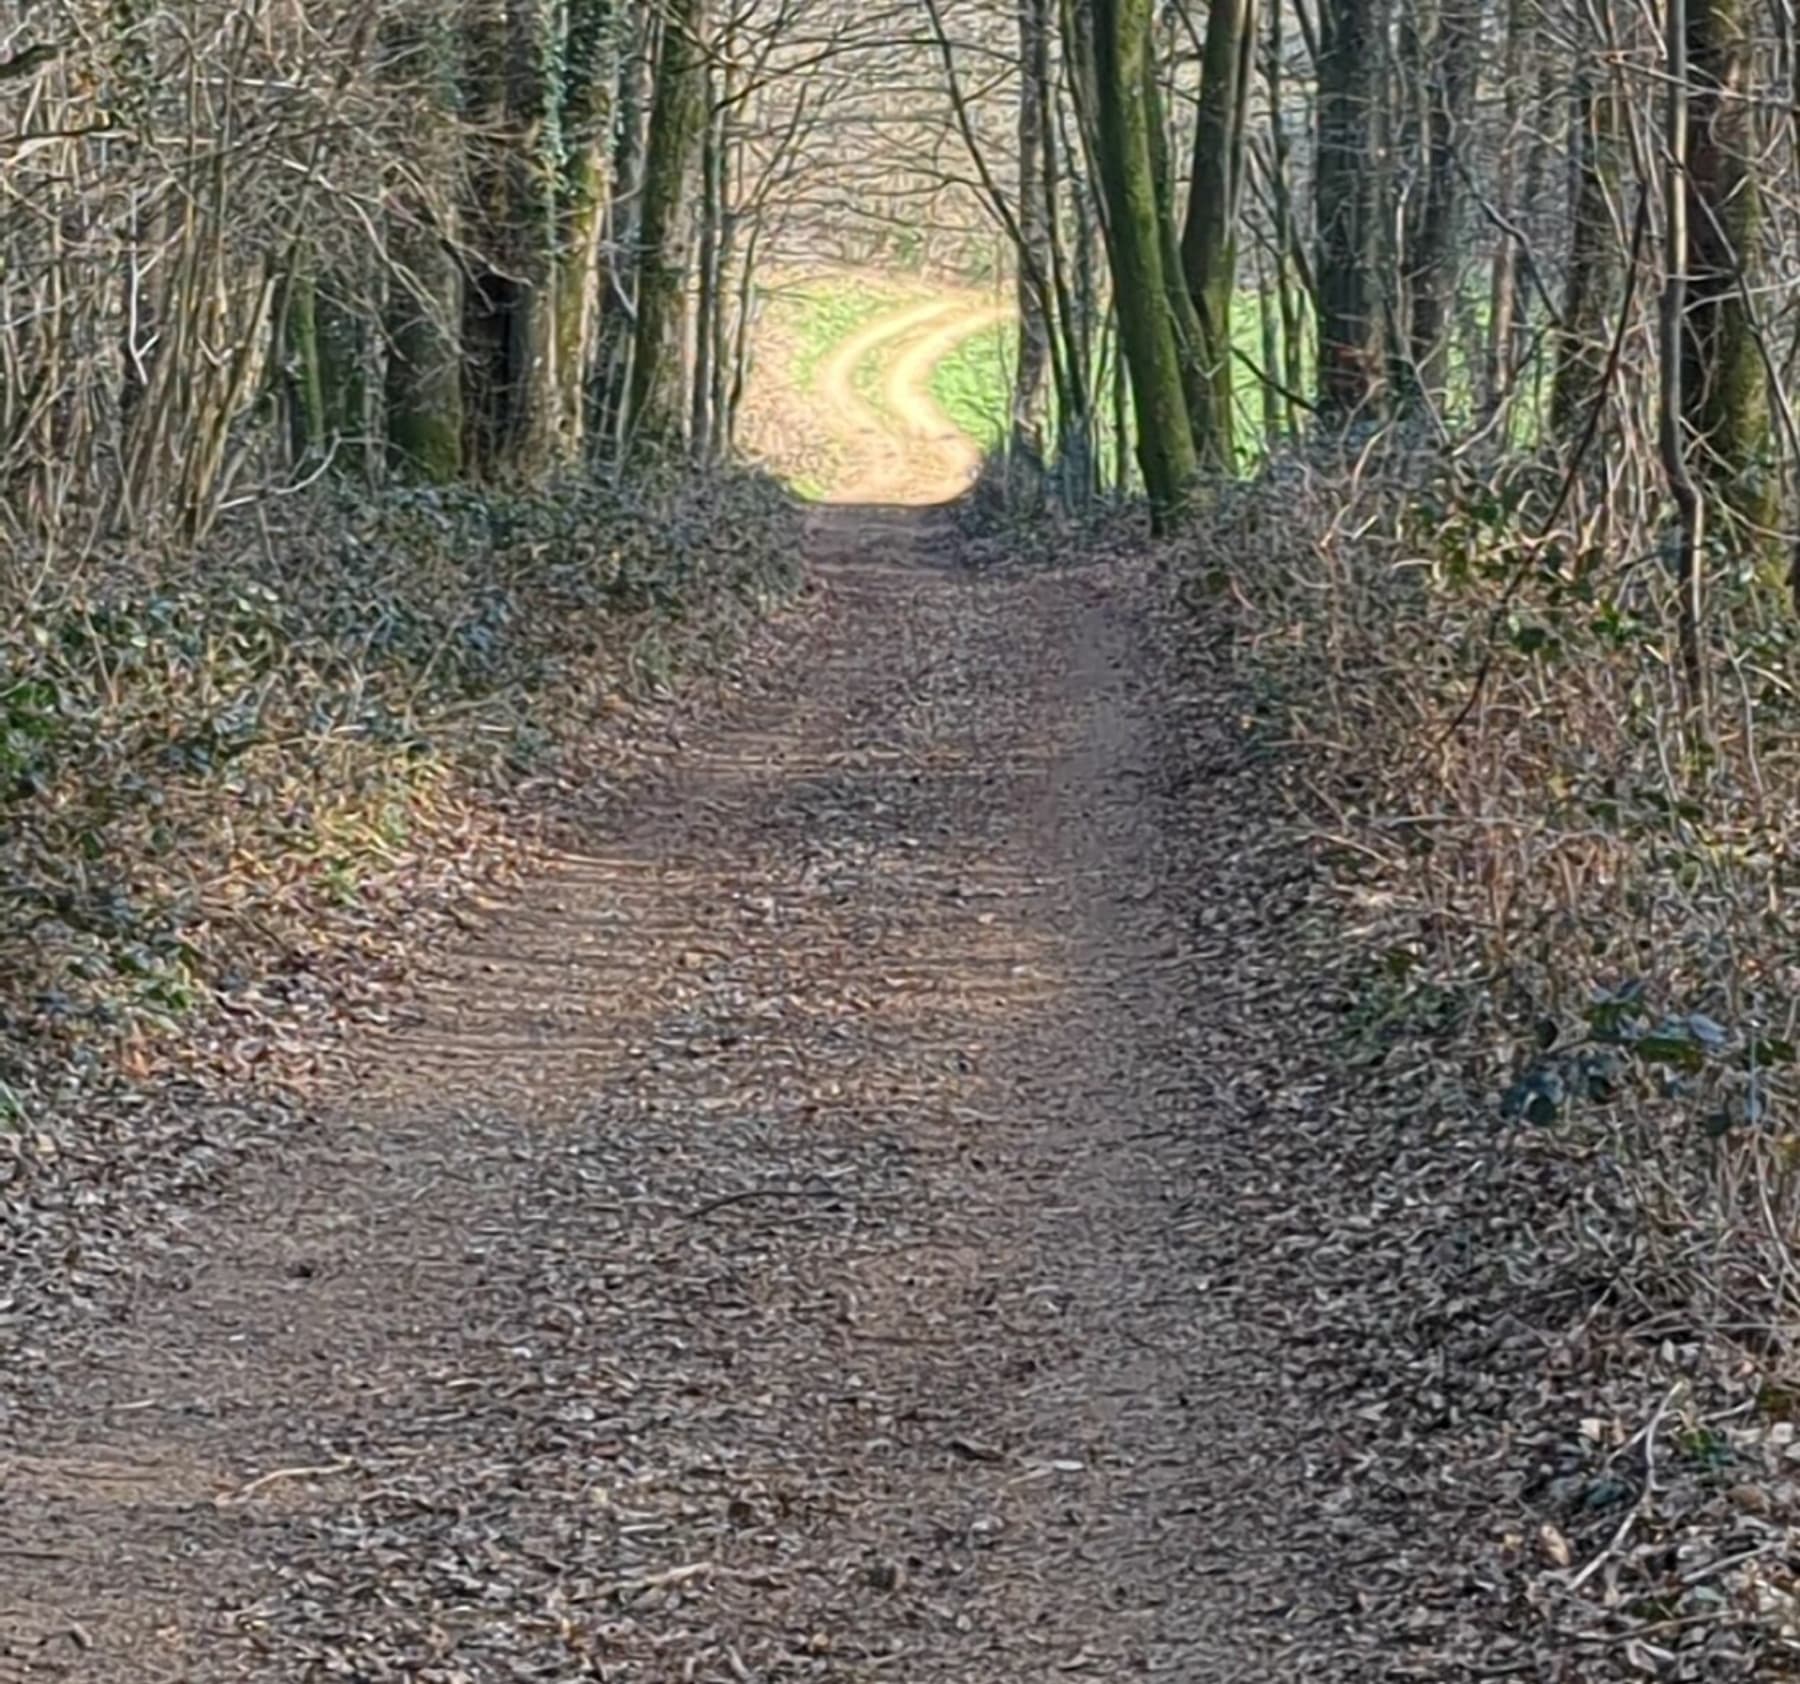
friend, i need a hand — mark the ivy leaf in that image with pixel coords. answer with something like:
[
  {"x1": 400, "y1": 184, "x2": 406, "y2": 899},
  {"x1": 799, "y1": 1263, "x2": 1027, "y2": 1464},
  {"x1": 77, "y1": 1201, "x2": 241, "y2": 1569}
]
[
  {"x1": 1687, "y1": 1013, "x2": 1728, "y2": 1050},
  {"x1": 1635, "y1": 1021, "x2": 1706, "y2": 1073},
  {"x1": 1502, "y1": 1067, "x2": 1563, "y2": 1126}
]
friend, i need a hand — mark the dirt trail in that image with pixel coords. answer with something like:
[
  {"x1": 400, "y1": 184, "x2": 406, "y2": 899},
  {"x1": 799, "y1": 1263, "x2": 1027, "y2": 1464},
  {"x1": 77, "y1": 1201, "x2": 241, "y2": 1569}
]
[
  {"x1": 814, "y1": 295, "x2": 1008, "y2": 505},
  {"x1": 0, "y1": 500, "x2": 1367, "y2": 1681}
]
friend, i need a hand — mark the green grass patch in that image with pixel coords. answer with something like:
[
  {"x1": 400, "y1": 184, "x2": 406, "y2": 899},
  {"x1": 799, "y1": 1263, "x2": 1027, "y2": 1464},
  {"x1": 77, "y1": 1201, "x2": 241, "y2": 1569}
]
[
  {"x1": 931, "y1": 319, "x2": 1013, "y2": 449},
  {"x1": 779, "y1": 277, "x2": 909, "y2": 392}
]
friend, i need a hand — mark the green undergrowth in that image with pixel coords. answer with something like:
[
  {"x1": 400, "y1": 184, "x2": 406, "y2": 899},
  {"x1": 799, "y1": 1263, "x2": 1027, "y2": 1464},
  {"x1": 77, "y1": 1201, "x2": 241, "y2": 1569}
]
[
  {"x1": 782, "y1": 276, "x2": 909, "y2": 393},
  {"x1": 932, "y1": 319, "x2": 1012, "y2": 450},
  {"x1": 0, "y1": 466, "x2": 801, "y2": 1095}
]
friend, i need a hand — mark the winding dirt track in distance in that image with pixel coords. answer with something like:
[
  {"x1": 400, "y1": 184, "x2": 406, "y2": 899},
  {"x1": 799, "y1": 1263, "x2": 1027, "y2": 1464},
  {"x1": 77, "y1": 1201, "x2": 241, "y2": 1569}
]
[{"x1": 814, "y1": 294, "x2": 1010, "y2": 506}]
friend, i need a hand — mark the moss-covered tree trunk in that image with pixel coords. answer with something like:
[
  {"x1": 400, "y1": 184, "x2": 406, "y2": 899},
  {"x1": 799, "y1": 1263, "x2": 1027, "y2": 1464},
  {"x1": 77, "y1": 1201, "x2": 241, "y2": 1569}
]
[
  {"x1": 1180, "y1": 0, "x2": 1257, "y2": 467},
  {"x1": 1549, "y1": 72, "x2": 1622, "y2": 441},
  {"x1": 1076, "y1": 0, "x2": 1196, "y2": 522},
  {"x1": 1143, "y1": 55, "x2": 1217, "y2": 464},
  {"x1": 282, "y1": 266, "x2": 328, "y2": 465},
  {"x1": 628, "y1": 0, "x2": 710, "y2": 451},
  {"x1": 556, "y1": 0, "x2": 616, "y2": 455},
  {"x1": 317, "y1": 283, "x2": 369, "y2": 476},
  {"x1": 506, "y1": 0, "x2": 562, "y2": 472},
  {"x1": 1683, "y1": 0, "x2": 1773, "y2": 534},
  {"x1": 1316, "y1": 0, "x2": 1385, "y2": 417},
  {"x1": 283, "y1": 267, "x2": 369, "y2": 478}
]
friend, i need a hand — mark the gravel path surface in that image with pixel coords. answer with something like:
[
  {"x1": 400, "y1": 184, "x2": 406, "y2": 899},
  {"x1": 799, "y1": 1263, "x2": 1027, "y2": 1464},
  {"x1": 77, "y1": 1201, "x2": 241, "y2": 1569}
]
[{"x1": 1, "y1": 509, "x2": 1358, "y2": 1681}]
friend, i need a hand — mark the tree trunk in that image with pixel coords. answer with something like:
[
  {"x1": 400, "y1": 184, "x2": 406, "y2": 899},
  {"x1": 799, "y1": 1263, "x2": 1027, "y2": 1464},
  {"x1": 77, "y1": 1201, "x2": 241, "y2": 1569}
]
[
  {"x1": 1143, "y1": 54, "x2": 1217, "y2": 463},
  {"x1": 461, "y1": 0, "x2": 513, "y2": 475},
  {"x1": 317, "y1": 281, "x2": 369, "y2": 477},
  {"x1": 1079, "y1": 0, "x2": 1198, "y2": 522},
  {"x1": 1263, "y1": 0, "x2": 1308, "y2": 436},
  {"x1": 460, "y1": 0, "x2": 558, "y2": 479},
  {"x1": 1012, "y1": 0, "x2": 1054, "y2": 500},
  {"x1": 1683, "y1": 0, "x2": 1773, "y2": 534},
  {"x1": 1405, "y1": 0, "x2": 1474, "y2": 409},
  {"x1": 1663, "y1": 0, "x2": 1707, "y2": 711},
  {"x1": 555, "y1": 0, "x2": 617, "y2": 456},
  {"x1": 1180, "y1": 0, "x2": 1257, "y2": 467},
  {"x1": 592, "y1": 5, "x2": 658, "y2": 453},
  {"x1": 1481, "y1": 0, "x2": 1528, "y2": 418},
  {"x1": 283, "y1": 266, "x2": 328, "y2": 466},
  {"x1": 384, "y1": 7, "x2": 465, "y2": 483},
  {"x1": 1315, "y1": 0, "x2": 1385, "y2": 417},
  {"x1": 628, "y1": 0, "x2": 710, "y2": 451},
  {"x1": 1549, "y1": 70, "x2": 1623, "y2": 441},
  {"x1": 505, "y1": 0, "x2": 561, "y2": 472},
  {"x1": 691, "y1": 60, "x2": 725, "y2": 457}
]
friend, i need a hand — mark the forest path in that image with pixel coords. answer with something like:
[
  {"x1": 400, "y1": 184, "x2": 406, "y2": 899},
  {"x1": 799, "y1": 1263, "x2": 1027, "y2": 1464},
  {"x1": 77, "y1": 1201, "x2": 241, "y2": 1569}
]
[
  {"x1": 813, "y1": 294, "x2": 1008, "y2": 504},
  {"x1": 0, "y1": 509, "x2": 1343, "y2": 1681}
]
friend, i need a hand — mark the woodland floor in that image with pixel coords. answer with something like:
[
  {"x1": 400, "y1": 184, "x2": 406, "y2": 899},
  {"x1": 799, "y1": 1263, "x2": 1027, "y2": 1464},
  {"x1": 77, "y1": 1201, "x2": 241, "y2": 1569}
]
[{"x1": 2, "y1": 296, "x2": 1523, "y2": 1681}]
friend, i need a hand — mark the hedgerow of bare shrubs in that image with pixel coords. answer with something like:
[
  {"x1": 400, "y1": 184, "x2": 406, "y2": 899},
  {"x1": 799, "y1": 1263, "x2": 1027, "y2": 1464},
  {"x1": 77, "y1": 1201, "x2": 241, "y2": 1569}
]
[
  {"x1": 0, "y1": 467, "x2": 801, "y2": 1109},
  {"x1": 1199, "y1": 439, "x2": 1800, "y2": 1661}
]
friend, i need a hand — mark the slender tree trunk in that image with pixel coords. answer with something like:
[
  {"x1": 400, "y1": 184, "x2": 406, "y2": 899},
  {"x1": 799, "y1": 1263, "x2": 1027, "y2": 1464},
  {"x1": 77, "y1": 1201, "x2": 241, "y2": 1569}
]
[
  {"x1": 1181, "y1": 0, "x2": 1258, "y2": 467},
  {"x1": 1663, "y1": 0, "x2": 1707, "y2": 711},
  {"x1": 1481, "y1": 0, "x2": 1528, "y2": 417},
  {"x1": 1264, "y1": 0, "x2": 1308, "y2": 434},
  {"x1": 1143, "y1": 54, "x2": 1217, "y2": 462},
  {"x1": 691, "y1": 62, "x2": 725, "y2": 457},
  {"x1": 1405, "y1": 0, "x2": 1474, "y2": 409},
  {"x1": 1065, "y1": 102, "x2": 1106, "y2": 498},
  {"x1": 1079, "y1": 0, "x2": 1198, "y2": 522},
  {"x1": 1315, "y1": 0, "x2": 1385, "y2": 417},
  {"x1": 1550, "y1": 70, "x2": 1623, "y2": 441},
  {"x1": 628, "y1": 0, "x2": 710, "y2": 451},
  {"x1": 592, "y1": 6, "x2": 657, "y2": 453},
  {"x1": 1013, "y1": 0, "x2": 1054, "y2": 500},
  {"x1": 1256, "y1": 242, "x2": 1283, "y2": 443},
  {"x1": 1683, "y1": 0, "x2": 1773, "y2": 534}
]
